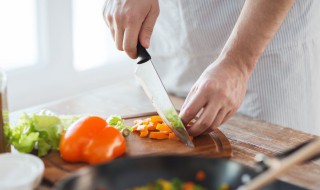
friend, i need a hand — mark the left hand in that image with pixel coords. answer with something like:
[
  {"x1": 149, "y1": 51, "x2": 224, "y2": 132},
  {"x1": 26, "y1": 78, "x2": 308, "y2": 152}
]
[{"x1": 179, "y1": 57, "x2": 250, "y2": 136}]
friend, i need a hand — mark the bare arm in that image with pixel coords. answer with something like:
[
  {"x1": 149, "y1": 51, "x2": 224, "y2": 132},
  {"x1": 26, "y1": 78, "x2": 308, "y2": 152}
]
[
  {"x1": 222, "y1": 0, "x2": 294, "y2": 75},
  {"x1": 180, "y1": 0, "x2": 295, "y2": 136}
]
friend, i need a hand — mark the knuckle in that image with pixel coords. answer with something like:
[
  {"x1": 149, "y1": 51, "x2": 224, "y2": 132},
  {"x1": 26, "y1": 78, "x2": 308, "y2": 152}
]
[
  {"x1": 202, "y1": 80, "x2": 215, "y2": 92},
  {"x1": 114, "y1": 11, "x2": 122, "y2": 23},
  {"x1": 198, "y1": 120, "x2": 211, "y2": 129},
  {"x1": 123, "y1": 43, "x2": 134, "y2": 53},
  {"x1": 124, "y1": 9, "x2": 137, "y2": 26},
  {"x1": 115, "y1": 43, "x2": 123, "y2": 51},
  {"x1": 123, "y1": 45, "x2": 136, "y2": 58},
  {"x1": 182, "y1": 108, "x2": 195, "y2": 120},
  {"x1": 141, "y1": 26, "x2": 154, "y2": 35},
  {"x1": 153, "y1": 5, "x2": 160, "y2": 16},
  {"x1": 217, "y1": 90, "x2": 228, "y2": 100}
]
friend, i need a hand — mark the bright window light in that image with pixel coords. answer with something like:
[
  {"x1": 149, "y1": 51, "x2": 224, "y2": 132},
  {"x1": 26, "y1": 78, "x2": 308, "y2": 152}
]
[
  {"x1": 72, "y1": 0, "x2": 129, "y2": 71},
  {"x1": 0, "y1": 0, "x2": 38, "y2": 70}
]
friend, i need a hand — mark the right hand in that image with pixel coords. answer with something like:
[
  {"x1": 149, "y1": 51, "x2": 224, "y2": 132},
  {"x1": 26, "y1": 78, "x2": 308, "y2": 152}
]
[{"x1": 103, "y1": 0, "x2": 159, "y2": 58}]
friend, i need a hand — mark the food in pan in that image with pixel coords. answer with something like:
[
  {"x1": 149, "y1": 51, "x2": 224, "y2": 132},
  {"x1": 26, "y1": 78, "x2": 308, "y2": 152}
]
[
  {"x1": 131, "y1": 170, "x2": 230, "y2": 190},
  {"x1": 130, "y1": 178, "x2": 230, "y2": 190},
  {"x1": 130, "y1": 178, "x2": 206, "y2": 190}
]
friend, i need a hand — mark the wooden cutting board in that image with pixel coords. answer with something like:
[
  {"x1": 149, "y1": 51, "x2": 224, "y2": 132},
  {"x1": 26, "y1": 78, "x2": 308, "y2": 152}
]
[{"x1": 40, "y1": 112, "x2": 232, "y2": 188}]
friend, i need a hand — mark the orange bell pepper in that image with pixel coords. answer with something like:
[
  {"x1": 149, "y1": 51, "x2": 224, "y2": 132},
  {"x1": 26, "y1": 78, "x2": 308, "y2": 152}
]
[{"x1": 59, "y1": 116, "x2": 126, "y2": 165}]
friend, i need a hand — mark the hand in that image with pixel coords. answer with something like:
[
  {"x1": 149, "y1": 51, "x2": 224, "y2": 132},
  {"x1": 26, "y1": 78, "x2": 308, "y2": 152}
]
[
  {"x1": 103, "y1": 0, "x2": 159, "y2": 58},
  {"x1": 179, "y1": 57, "x2": 250, "y2": 136}
]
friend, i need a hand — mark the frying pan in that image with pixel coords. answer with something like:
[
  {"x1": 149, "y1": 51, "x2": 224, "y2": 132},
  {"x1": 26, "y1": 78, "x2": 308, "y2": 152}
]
[{"x1": 53, "y1": 155, "x2": 304, "y2": 190}]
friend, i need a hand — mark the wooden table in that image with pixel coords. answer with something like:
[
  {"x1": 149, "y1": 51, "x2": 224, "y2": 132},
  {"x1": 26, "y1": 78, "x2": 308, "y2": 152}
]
[{"x1": 11, "y1": 79, "x2": 320, "y2": 190}]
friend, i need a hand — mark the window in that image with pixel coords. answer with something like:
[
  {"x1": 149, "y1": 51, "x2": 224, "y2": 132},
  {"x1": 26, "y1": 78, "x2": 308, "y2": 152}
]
[
  {"x1": 72, "y1": 0, "x2": 130, "y2": 70},
  {"x1": 0, "y1": 0, "x2": 38, "y2": 70},
  {"x1": 4, "y1": 0, "x2": 133, "y2": 111}
]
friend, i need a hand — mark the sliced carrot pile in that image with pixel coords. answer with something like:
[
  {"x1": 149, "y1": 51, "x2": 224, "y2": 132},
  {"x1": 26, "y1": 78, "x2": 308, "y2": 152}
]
[{"x1": 132, "y1": 115, "x2": 193, "y2": 141}]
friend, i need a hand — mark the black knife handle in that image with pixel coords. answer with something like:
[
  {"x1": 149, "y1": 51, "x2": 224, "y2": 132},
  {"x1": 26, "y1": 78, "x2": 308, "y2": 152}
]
[{"x1": 137, "y1": 42, "x2": 151, "y2": 64}]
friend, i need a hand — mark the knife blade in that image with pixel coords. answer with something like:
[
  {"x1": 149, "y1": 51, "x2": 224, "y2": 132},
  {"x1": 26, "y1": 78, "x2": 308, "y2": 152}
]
[{"x1": 135, "y1": 43, "x2": 195, "y2": 148}]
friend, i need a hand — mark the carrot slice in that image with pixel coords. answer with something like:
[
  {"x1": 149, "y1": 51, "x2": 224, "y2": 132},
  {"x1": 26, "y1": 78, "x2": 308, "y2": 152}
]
[
  {"x1": 183, "y1": 182, "x2": 195, "y2": 190},
  {"x1": 151, "y1": 115, "x2": 162, "y2": 122},
  {"x1": 140, "y1": 130, "x2": 149, "y2": 137},
  {"x1": 196, "y1": 170, "x2": 206, "y2": 181},
  {"x1": 156, "y1": 123, "x2": 172, "y2": 132},
  {"x1": 147, "y1": 125, "x2": 156, "y2": 131},
  {"x1": 132, "y1": 125, "x2": 138, "y2": 132},
  {"x1": 168, "y1": 133, "x2": 177, "y2": 139},
  {"x1": 149, "y1": 132, "x2": 169, "y2": 139}
]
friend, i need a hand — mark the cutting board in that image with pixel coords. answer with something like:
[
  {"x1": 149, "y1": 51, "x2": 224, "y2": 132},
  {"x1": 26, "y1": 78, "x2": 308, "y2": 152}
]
[{"x1": 40, "y1": 112, "x2": 232, "y2": 188}]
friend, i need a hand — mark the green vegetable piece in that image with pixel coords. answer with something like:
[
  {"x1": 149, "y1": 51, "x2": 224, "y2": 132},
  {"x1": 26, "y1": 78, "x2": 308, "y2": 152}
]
[
  {"x1": 107, "y1": 114, "x2": 133, "y2": 133},
  {"x1": 164, "y1": 108, "x2": 184, "y2": 129},
  {"x1": 107, "y1": 114, "x2": 123, "y2": 126},
  {"x1": 153, "y1": 182, "x2": 163, "y2": 190},
  {"x1": 11, "y1": 132, "x2": 39, "y2": 153},
  {"x1": 37, "y1": 139, "x2": 52, "y2": 157},
  {"x1": 171, "y1": 178, "x2": 183, "y2": 190}
]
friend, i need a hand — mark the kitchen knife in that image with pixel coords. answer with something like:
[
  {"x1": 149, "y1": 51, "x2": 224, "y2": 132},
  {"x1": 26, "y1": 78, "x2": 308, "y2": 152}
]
[{"x1": 135, "y1": 43, "x2": 195, "y2": 148}]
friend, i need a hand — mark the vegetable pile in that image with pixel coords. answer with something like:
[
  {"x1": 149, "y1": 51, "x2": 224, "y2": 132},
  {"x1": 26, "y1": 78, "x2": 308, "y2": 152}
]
[
  {"x1": 7, "y1": 110, "x2": 81, "y2": 157},
  {"x1": 132, "y1": 116, "x2": 193, "y2": 141},
  {"x1": 6, "y1": 110, "x2": 129, "y2": 164}
]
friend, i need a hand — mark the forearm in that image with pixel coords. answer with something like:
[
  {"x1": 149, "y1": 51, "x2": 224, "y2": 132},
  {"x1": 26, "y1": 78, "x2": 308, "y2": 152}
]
[{"x1": 220, "y1": 0, "x2": 294, "y2": 76}]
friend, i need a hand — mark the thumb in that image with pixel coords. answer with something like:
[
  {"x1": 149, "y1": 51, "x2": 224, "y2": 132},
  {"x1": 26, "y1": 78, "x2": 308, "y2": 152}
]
[{"x1": 139, "y1": 6, "x2": 159, "y2": 48}]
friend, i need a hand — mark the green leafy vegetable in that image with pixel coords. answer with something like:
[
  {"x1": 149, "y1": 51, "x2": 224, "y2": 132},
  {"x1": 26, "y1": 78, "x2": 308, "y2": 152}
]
[
  {"x1": 107, "y1": 114, "x2": 132, "y2": 132},
  {"x1": 8, "y1": 110, "x2": 81, "y2": 157}
]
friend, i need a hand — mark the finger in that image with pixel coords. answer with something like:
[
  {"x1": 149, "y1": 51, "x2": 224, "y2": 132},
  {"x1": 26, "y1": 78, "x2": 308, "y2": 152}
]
[
  {"x1": 139, "y1": 4, "x2": 159, "y2": 48},
  {"x1": 110, "y1": 27, "x2": 115, "y2": 41},
  {"x1": 102, "y1": 1, "x2": 112, "y2": 27},
  {"x1": 179, "y1": 91, "x2": 207, "y2": 127},
  {"x1": 221, "y1": 110, "x2": 233, "y2": 124},
  {"x1": 211, "y1": 107, "x2": 229, "y2": 128},
  {"x1": 123, "y1": 23, "x2": 142, "y2": 58},
  {"x1": 207, "y1": 108, "x2": 230, "y2": 135},
  {"x1": 115, "y1": 28, "x2": 124, "y2": 51},
  {"x1": 187, "y1": 103, "x2": 221, "y2": 137},
  {"x1": 181, "y1": 85, "x2": 198, "y2": 110}
]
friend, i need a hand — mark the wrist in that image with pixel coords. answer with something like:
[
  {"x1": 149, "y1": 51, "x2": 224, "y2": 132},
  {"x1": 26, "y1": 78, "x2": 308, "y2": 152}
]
[{"x1": 218, "y1": 41, "x2": 260, "y2": 77}]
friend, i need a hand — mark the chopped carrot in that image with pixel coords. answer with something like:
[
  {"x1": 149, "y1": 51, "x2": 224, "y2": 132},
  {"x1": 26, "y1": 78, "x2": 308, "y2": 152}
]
[
  {"x1": 147, "y1": 125, "x2": 156, "y2": 131},
  {"x1": 132, "y1": 125, "x2": 138, "y2": 132},
  {"x1": 140, "y1": 130, "x2": 149, "y2": 137},
  {"x1": 183, "y1": 182, "x2": 195, "y2": 190},
  {"x1": 132, "y1": 115, "x2": 194, "y2": 143},
  {"x1": 168, "y1": 133, "x2": 177, "y2": 139},
  {"x1": 142, "y1": 118, "x2": 150, "y2": 125},
  {"x1": 156, "y1": 123, "x2": 172, "y2": 132},
  {"x1": 149, "y1": 132, "x2": 169, "y2": 139},
  {"x1": 196, "y1": 170, "x2": 206, "y2": 181},
  {"x1": 136, "y1": 125, "x2": 146, "y2": 131},
  {"x1": 150, "y1": 115, "x2": 162, "y2": 124},
  {"x1": 134, "y1": 119, "x2": 143, "y2": 125}
]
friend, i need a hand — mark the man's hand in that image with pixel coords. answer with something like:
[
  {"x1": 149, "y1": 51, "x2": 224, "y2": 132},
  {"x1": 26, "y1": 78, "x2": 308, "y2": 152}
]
[
  {"x1": 103, "y1": 0, "x2": 159, "y2": 58},
  {"x1": 179, "y1": 57, "x2": 249, "y2": 137},
  {"x1": 179, "y1": 0, "x2": 294, "y2": 136}
]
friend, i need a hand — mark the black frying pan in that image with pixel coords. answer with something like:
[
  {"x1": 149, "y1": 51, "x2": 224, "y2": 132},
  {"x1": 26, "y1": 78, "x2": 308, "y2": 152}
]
[{"x1": 53, "y1": 155, "x2": 305, "y2": 190}]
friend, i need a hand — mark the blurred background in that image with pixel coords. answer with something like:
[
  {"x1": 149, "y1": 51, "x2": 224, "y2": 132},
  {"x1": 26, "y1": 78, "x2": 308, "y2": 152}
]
[{"x1": 0, "y1": 0, "x2": 133, "y2": 111}]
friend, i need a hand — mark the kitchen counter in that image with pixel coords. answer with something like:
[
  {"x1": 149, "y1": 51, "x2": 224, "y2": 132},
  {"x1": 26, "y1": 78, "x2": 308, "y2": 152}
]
[{"x1": 10, "y1": 79, "x2": 320, "y2": 189}]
